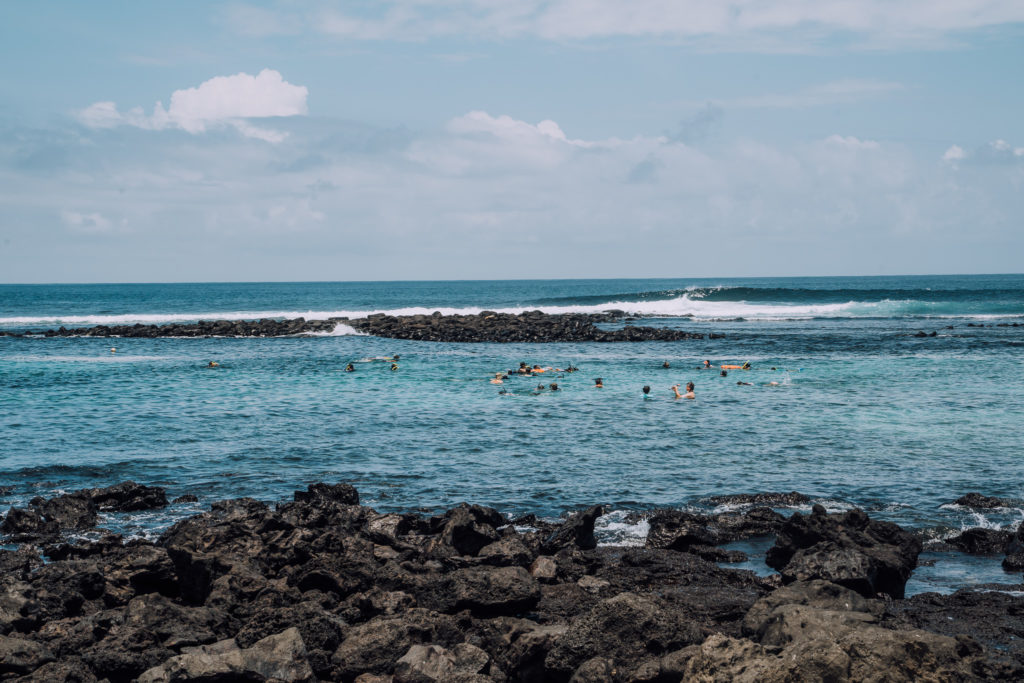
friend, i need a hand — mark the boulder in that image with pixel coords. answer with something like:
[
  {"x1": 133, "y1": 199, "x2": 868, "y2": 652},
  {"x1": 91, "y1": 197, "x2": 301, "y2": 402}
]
[
  {"x1": 645, "y1": 511, "x2": 718, "y2": 551},
  {"x1": 1003, "y1": 525, "x2": 1024, "y2": 571},
  {"x1": 952, "y1": 493, "x2": 1013, "y2": 509},
  {"x1": 1, "y1": 507, "x2": 59, "y2": 540},
  {"x1": 0, "y1": 635, "x2": 55, "y2": 675},
  {"x1": 293, "y1": 482, "x2": 359, "y2": 506},
  {"x1": 542, "y1": 506, "x2": 603, "y2": 554},
  {"x1": 765, "y1": 506, "x2": 921, "y2": 598},
  {"x1": 137, "y1": 628, "x2": 314, "y2": 682},
  {"x1": 545, "y1": 592, "x2": 703, "y2": 678},
  {"x1": 83, "y1": 482, "x2": 167, "y2": 512},
  {"x1": 947, "y1": 527, "x2": 1012, "y2": 555}
]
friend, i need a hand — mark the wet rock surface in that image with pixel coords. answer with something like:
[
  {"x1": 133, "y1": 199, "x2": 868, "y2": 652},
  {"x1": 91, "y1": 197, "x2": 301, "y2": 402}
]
[
  {"x1": 0, "y1": 483, "x2": 1021, "y2": 681},
  {"x1": 30, "y1": 311, "x2": 715, "y2": 343},
  {"x1": 952, "y1": 493, "x2": 1015, "y2": 509}
]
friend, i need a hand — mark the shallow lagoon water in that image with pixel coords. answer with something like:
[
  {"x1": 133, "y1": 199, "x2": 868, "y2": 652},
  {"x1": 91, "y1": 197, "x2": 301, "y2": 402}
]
[{"x1": 2, "y1": 276, "x2": 1023, "y2": 594}]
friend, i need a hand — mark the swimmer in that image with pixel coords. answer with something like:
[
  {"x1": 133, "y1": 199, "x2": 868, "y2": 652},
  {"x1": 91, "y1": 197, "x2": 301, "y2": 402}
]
[
  {"x1": 393, "y1": 354, "x2": 400, "y2": 361},
  {"x1": 390, "y1": 362, "x2": 399, "y2": 371},
  {"x1": 536, "y1": 384, "x2": 546, "y2": 392},
  {"x1": 490, "y1": 373, "x2": 504, "y2": 384},
  {"x1": 672, "y1": 382, "x2": 695, "y2": 399},
  {"x1": 766, "y1": 381, "x2": 779, "y2": 386},
  {"x1": 720, "y1": 370, "x2": 727, "y2": 377},
  {"x1": 737, "y1": 381, "x2": 752, "y2": 386},
  {"x1": 642, "y1": 385, "x2": 651, "y2": 398},
  {"x1": 703, "y1": 360, "x2": 711, "y2": 369},
  {"x1": 742, "y1": 361, "x2": 751, "y2": 370},
  {"x1": 110, "y1": 347, "x2": 117, "y2": 354},
  {"x1": 207, "y1": 361, "x2": 219, "y2": 368},
  {"x1": 565, "y1": 364, "x2": 579, "y2": 373},
  {"x1": 662, "y1": 361, "x2": 671, "y2": 369},
  {"x1": 594, "y1": 378, "x2": 604, "y2": 388},
  {"x1": 549, "y1": 383, "x2": 559, "y2": 391},
  {"x1": 344, "y1": 363, "x2": 355, "y2": 372}
]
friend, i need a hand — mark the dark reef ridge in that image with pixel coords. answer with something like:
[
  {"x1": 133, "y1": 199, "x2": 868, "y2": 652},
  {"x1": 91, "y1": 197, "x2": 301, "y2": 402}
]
[
  {"x1": 23, "y1": 311, "x2": 720, "y2": 343},
  {"x1": 1, "y1": 482, "x2": 1023, "y2": 681}
]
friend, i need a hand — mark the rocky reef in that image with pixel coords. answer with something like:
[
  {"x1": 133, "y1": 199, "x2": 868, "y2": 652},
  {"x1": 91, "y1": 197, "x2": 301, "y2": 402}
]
[
  {"x1": 1, "y1": 483, "x2": 1022, "y2": 681},
  {"x1": 25, "y1": 311, "x2": 718, "y2": 343}
]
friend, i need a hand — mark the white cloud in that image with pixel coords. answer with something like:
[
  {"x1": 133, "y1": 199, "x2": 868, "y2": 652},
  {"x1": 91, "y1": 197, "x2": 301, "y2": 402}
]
[
  {"x1": 76, "y1": 69, "x2": 308, "y2": 142},
  {"x1": 235, "y1": 1, "x2": 1024, "y2": 50},
  {"x1": 943, "y1": 144, "x2": 965, "y2": 161},
  {"x1": 60, "y1": 211, "x2": 113, "y2": 234},
  {"x1": 823, "y1": 135, "x2": 880, "y2": 150}
]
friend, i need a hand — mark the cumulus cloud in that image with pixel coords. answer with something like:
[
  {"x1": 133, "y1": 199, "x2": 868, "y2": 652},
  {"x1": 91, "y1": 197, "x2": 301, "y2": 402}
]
[
  {"x1": 231, "y1": 1, "x2": 1024, "y2": 50},
  {"x1": 943, "y1": 139, "x2": 1024, "y2": 165},
  {"x1": 60, "y1": 211, "x2": 113, "y2": 234},
  {"x1": 6, "y1": 108, "x2": 1023, "y2": 280},
  {"x1": 76, "y1": 69, "x2": 308, "y2": 142}
]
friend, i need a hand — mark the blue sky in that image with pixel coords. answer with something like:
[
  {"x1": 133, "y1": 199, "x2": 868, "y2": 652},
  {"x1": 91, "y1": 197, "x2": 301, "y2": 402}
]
[{"x1": 1, "y1": 1, "x2": 1022, "y2": 282}]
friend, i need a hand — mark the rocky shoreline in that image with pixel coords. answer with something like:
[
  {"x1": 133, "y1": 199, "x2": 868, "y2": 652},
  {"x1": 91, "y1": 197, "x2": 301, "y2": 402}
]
[
  {"x1": 9, "y1": 311, "x2": 719, "y2": 343},
  {"x1": 1, "y1": 482, "x2": 1022, "y2": 681}
]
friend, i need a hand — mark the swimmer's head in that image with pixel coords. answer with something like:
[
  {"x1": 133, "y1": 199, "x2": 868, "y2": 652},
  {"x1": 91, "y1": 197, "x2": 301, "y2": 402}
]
[
  {"x1": 720, "y1": 370, "x2": 727, "y2": 377},
  {"x1": 519, "y1": 362, "x2": 528, "y2": 368},
  {"x1": 642, "y1": 385, "x2": 650, "y2": 394},
  {"x1": 537, "y1": 384, "x2": 545, "y2": 391},
  {"x1": 686, "y1": 382, "x2": 694, "y2": 392},
  {"x1": 549, "y1": 383, "x2": 558, "y2": 391},
  {"x1": 703, "y1": 360, "x2": 710, "y2": 367},
  {"x1": 594, "y1": 378, "x2": 603, "y2": 386},
  {"x1": 662, "y1": 361, "x2": 670, "y2": 368}
]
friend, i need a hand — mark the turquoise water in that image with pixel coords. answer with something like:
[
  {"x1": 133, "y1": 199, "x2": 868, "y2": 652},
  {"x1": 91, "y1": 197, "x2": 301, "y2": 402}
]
[{"x1": 2, "y1": 275, "x2": 1023, "y2": 593}]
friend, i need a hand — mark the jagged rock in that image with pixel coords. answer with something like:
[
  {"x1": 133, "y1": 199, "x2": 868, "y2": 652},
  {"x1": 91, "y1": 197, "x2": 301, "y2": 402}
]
[
  {"x1": 545, "y1": 592, "x2": 703, "y2": 678},
  {"x1": 172, "y1": 495, "x2": 199, "y2": 504},
  {"x1": 765, "y1": 506, "x2": 921, "y2": 598},
  {"x1": 542, "y1": 506, "x2": 602, "y2": 554},
  {"x1": 706, "y1": 492, "x2": 810, "y2": 507},
  {"x1": 331, "y1": 610, "x2": 462, "y2": 680},
  {"x1": 84, "y1": 482, "x2": 167, "y2": 512},
  {"x1": 1003, "y1": 525, "x2": 1024, "y2": 571},
  {"x1": 1, "y1": 507, "x2": 59, "y2": 540},
  {"x1": 137, "y1": 627, "x2": 314, "y2": 682},
  {"x1": 645, "y1": 511, "x2": 717, "y2": 551},
  {"x1": 293, "y1": 482, "x2": 359, "y2": 506},
  {"x1": 952, "y1": 493, "x2": 1013, "y2": 508},
  {"x1": 31, "y1": 494, "x2": 98, "y2": 531},
  {"x1": 947, "y1": 527, "x2": 1013, "y2": 555},
  {"x1": 0, "y1": 635, "x2": 55, "y2": 675}
]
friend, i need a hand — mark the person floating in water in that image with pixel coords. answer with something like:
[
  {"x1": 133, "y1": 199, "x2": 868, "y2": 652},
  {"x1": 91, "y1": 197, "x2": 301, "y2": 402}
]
[
  {"x1": 490, "y1": 373, "x2": 504, "y2": 385},
  {"x1": 390, "y1": 362, "x2": 399, "y2": 371},
  {"x1": 207, "y1": 361, "x2": 219, "y2": 368},
  {"x1": 742, "y1": 361, "x2": 751, "y2": 370},
  {"x1": 662, "y1": 361, "x2": 671, "y2": 369},
  {"x1": 549, "y1": 383, "x2": 559, "y2": 391},
  {"x1": 642, "y1": 385, "x2": 652, "y2": 399},
  {"x1": 344, "y1": 363, "x2": 355, "y2": 372},
  {"x1": 110, "y1": 347, "x2": 117, "y2": 354},
  {"x1": 535, "y1": 384, "x2": 546, "y2": 392},
  {"x1": 703, "y1": 360, "x2": 711, "y2": 369},
  {"x1": 737, "y1": 381, "x2": 752, "y2": 386},
  {"x1": 565, "y1": 364, "x2": 579, "y2": 373},
  {"x1": 594, "y1": 378, "x2": 604, "y2": 388},
  {"x1": 720, "y1": 370, "x2": 727, "y2": 377}
]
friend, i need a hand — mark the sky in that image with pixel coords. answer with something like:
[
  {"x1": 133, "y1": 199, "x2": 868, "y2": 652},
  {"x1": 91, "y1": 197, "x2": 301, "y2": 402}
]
[{"x1": 0, "y1": 1, "x2": 1022, "y2": 283}]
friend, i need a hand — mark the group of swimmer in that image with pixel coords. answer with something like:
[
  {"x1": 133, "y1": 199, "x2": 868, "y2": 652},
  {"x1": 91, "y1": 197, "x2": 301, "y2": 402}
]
[
  {"x1": 344, "y1": 354, "x2": 400, "y2": 373},
  {"x1": 490, "y1": 358, "x2": 787, "y2": 398}
]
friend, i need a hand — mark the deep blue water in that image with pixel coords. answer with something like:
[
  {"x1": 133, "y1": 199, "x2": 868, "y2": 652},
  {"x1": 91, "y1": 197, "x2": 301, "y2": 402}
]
[{"x1": 2, "y1": 275, "x2": 1023, "y2": 595}]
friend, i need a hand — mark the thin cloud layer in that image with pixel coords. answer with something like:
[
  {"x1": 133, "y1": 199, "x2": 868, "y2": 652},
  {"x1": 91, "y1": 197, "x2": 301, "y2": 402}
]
[
  {"x1": 77, "y1": 69, "x2": 308, "y2": 143},
  {"x1": 227, "y1": 0, "x2": 1024, "y2": 49}
]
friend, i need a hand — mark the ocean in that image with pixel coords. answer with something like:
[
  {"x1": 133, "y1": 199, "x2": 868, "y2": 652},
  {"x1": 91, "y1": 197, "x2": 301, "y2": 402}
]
[{"x1": 2, "y1": 275, "x2": 1023, "y2": 595}]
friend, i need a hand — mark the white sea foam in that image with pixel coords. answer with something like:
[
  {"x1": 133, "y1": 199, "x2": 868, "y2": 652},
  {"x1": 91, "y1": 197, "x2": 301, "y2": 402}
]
[
  {"x1": 595, "y1": 509, "x2": 650, "y2": 547},
  {"x1": 2, "y1": 295, "x2": 1020, "y2": 328}
]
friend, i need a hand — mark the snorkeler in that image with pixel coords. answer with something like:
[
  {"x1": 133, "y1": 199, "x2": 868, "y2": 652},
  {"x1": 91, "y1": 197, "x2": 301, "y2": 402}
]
[
  {"x1": 549, "y1": 383, "x2": 559, "y2": 391},
  {"x1": 742, "y1": 361, "x2": 751, "y2": 370},
  {"x1": 720, "y1": 370, "x2": 727, "y2": 377},
  {"x1": 390, "y1": 362, "x2": 399, "y2": 371},
  {"x1": 345, "y1": 363, "x2": 355, "y2": 372},
  {"x1": 662, "y1": 361, "x2": 671, "y2": 369},
  {"x1": 207, "y1": 361, "x2": 219, "y2": 368},
  {"x1": 535, "y1": 384, "x2": 546, "y2": 392},
  {"x1": 643, "y1": 385, "x2": 652, "y2": 398},
  {"x1": 594, "y1": 378, "x2": 604, "y2": 388},
  {"x1": 737, "y1": 381, "x2": 752, "y2": 386}
]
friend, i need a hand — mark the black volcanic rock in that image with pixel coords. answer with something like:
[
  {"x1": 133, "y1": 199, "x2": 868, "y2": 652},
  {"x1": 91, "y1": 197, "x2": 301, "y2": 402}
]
[
  {"x1": 38, "y1": 311, "x2": 717, "y2": 343},
  {"x1": 765, "y1": 506, "x2": 922, "y2": 598},
  {"x1": 952, "y1": 492, "x2": 1014, "y2": 509},
  {"x1": 0, "y1": 483, "x2": 1021, "y2": 680}
]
